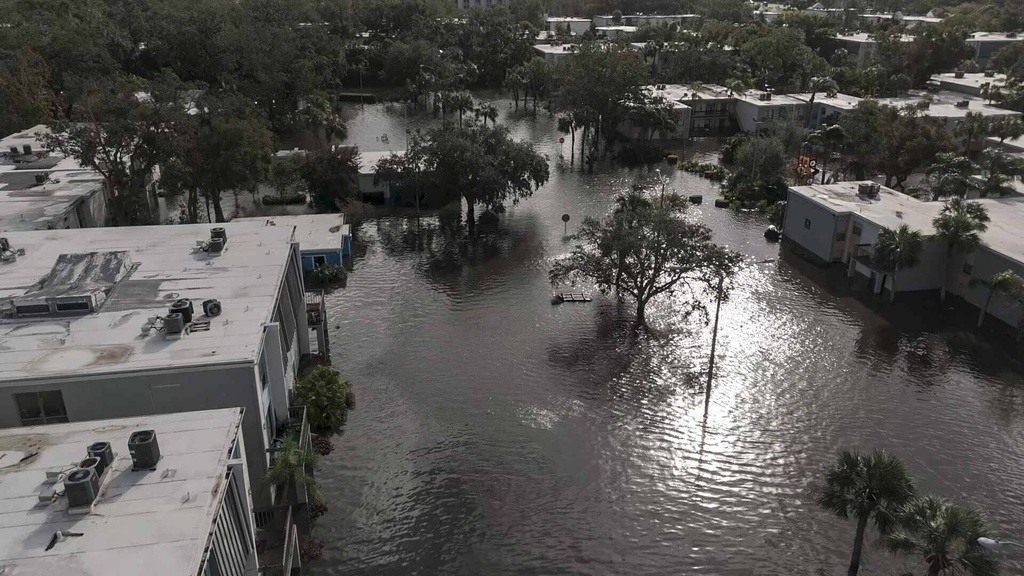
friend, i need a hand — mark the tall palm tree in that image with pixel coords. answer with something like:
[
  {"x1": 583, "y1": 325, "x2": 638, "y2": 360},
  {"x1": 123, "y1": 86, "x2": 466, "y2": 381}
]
[
  {"x1": 805, "y1": 75, "x2": 839, "y2": 128},
  {"x1": 978, "y1": 148, "x2": 1024, "y2": 198},
  {"x1": 873, "y1": 225, "x2": 925, "y2": 303},
  {"x1": 883, "y1": 496, "x2": 998, "y2": 576},
  {"x1": 955, "y1": 111, "x2": 988, "y2": 155},
  {"x1": 932, "y1": 198, "x2": 989, "y2": 302},
  {"x1": 927, "y1": 152, "x2": 979, "y2": 200},
  {"x1": 817, "y1": 449, "x2": 917, "y2": 576},
  {"x1": 975, "y1": 269, "x2": 1024, "y2": 328},
  {"x1": 809, "y1": 124, "x2": 847, "y2": 184}
]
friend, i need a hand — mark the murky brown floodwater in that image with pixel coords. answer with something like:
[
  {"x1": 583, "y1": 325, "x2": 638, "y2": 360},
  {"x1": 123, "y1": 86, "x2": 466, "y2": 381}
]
[{"x1": 311, "y1": 100, "x2": 1024, "y2": 576}]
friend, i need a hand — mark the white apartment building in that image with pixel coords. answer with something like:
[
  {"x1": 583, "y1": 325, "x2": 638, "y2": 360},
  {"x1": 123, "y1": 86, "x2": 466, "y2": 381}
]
[
  {"x1": 0, "y1": 221, "x2": 322, "y2": 508},
  {"x1": 967, "y1": 32, "x2": 1024, "y2": 67},
  {"x1": 0, "y1": 408, "x2": 273, "y2": 576}
]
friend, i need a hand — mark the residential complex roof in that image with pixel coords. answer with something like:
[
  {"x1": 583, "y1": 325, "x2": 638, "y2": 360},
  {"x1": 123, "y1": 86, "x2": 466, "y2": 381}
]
[
  {"x1": 0, "y1": 408, "x2": 243, "y2": 576},
  {"x1": 238, "y1": 214, "x2": 347, "y2": 253},
  {"x1": 875, "y1": 90, "x2": 1021, "y2": 122},
  {"x1": 967, "y1": 32, "x2": 1024, "y2": 43},
  {"x1": 836, "y1": 32, "x2": 913, "y2": 44},
  {"x1": 0, "y1": 126, "x2": 105, "y2": 233},
  {"x1": 357, "y1": 149, "x2": 404, "y2": 174},
  {"x1": 790, "y1": 182, "x2": 1024, "y2": 265},
  {"x1": 0, "y1": 221, "x2": 296, "y2": 382}
]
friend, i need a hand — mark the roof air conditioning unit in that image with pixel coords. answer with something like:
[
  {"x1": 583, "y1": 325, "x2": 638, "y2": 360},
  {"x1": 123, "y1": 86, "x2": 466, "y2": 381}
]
[
  {"x1": 211, "y1": 227, "x2": 227, "y2": 245},
  {"x1": 64, "y1": 468, "x2": 99, "y2": 508},
  {"x1": 34, "y1": 173, "x2": 47, "y2": 184},
  {"x1": 169, "y1": 299, "x2": 194, "y2": 324},
  {"x1": 78, "y1": 456, "x2": 105, "y2": 481},
  {"x1": 954, "y1": 70, "x2": 965, "y2": 78},
  {"x1": 8, "y1": 146, "x2": 18, "y2": 155},
  {"x1": 88, "y1": 442, "x2": 114, "y2": 474},
  {"x1": 22, "y1": 144, "x2": 32, "y2": 155},
  {"x1": 858, "y1": 182, "x2": 872, "y2": 196},
  {"x1": 164, "y1": 312, "x2": 185, "y2": 340},
  {"x1": 870, "y1": 183, "x2": 880, "y2": 197},
  {"x1": 128, "y1": 430, "x2": 161, "y2": 469},
  {"x1": 955, "y1": 100, "x2": 970, "y2": 108},
  {"x1": 208, "y1": 237, "x2": 225, "y2": 253},
  {"x1": 984, "y1": 69, "x2": 995, "y2": 77},
  {"x1": 202, "y1": 299, "x2": 222, "y2": 317},
  {"x1": 1008, "y1": 32, "x2": 1018, "y2": 38}
]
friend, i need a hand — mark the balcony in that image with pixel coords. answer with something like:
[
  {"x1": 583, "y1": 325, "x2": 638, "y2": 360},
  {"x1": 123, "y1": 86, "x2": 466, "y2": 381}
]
[
  {"x1": 304, "y1": 290, "x2": 325, "y2": 327},
  {"x1": 256, "y1": 501, "x2": 302, "y2": 576},
  {"x1": 852, "y1": 244, "x2": 876, "y2": 268}
]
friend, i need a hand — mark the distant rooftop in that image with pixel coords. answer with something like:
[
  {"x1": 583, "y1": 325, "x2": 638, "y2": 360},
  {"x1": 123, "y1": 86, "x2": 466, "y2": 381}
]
[
  {"x1": 875, "y1": 90, "x2": 1021, "y2": 121},
  {"x1": 0, "y1": 408, "x2": 243, "y2": 576},
  {"x1": 357, "y1": 149, "x2": 405, "y2": 174},
  {"x1": 733, "y1": 91, "x2": 807, "y2": 107},
  {"x1": 967, "y1": 32, "x2": 1024, "y2": 43},
  {"x1": 546, "y1": 16, "x2": 590, "y2": 22},
  {"x1": 790, "y1": 182, "x2": 1024, "y2": 265},
  {"x1": 931, "y1": 71, "x2": 1008, "y2": 91},
  {"x1": 0, "y1": 126, "x2": 105, "y2": 233},
  {"x1": 237, "y1": 214, "x2": 347, "y2": 253},
  {"x1": 533, "y1": 43, "x2": 580, "y2": 54},
  {"x1": 595, "y1": 25, "x2": 638, "y2": 32},
  {"x1": 0, "y1": 221, "x2": 297, "y2": 382},
  {"x1": 836, "y1": 32, "x2": 914, "y2": 44}
]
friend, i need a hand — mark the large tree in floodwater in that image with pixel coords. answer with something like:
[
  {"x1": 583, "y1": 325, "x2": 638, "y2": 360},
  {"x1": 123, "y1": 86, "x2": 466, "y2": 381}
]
[{"x1": 549, "y1": 189, "x2": 740, "y2": 326}]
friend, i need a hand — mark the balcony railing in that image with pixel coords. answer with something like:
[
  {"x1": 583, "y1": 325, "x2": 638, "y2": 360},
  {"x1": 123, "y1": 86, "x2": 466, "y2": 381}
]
[
  {"x1": 304, "y1": 290, "x2": 325, "y2": 327},
  {"x1": 257, "y1": 502, "x2": 301, "y2": 576},
  {"x1": 852, "y1": 244, "x2": 876, "y2": 268}
]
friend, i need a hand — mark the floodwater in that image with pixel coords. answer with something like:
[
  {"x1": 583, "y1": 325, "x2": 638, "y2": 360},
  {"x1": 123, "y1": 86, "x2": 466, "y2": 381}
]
[{"x1": 311, "y1": 100, "x2": 1024, "y2": 576}]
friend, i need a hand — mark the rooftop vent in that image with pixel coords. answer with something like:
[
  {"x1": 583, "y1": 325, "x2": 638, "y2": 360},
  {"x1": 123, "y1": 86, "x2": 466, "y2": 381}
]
[
  {"x1": 128, "y1": 430, "x2": 161, "y2": 469},
  {"x1": 955, "y1": 100, "x2": 970, "y2": 108},
  {"x1": 64, "y1": 468, "x2": 99, "y2": 508}
]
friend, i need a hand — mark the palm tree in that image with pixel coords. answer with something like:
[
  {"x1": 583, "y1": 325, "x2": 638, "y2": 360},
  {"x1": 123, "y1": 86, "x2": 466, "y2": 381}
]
[
  {"x1": 975, "y1": 269, "x2": 1024, "y2": 328},
  {"x1": 932, "y1": 198, "x2": 989, "y2": 302},
  {"x1": 955, "y1": 111, "x2": 988, "y2": 155},
  {"x1": 475, "y1": 103, "x2": 499, "y2": 127},
  {"x1": 883, "y1": 496, "x2": 998, "y2": 576},
  {"x1": 978, "y1": 148, "x2": 1024, "y2": 198},
  {"x1": 927, "y1": 152, "x2": 979, "y2": 200},
  {"x1": 873, "y1": 225, "x2": 925, "y2": 303},
  {"x1": 817, "y1": 449, "x2": 917, "y2": 576},
  {"x1": 809, "y1": 124, "x2": 847, "y2": 184},
  {"x1": 988, "y1": 116, "x2": 1024, "y2": 146},
  {"x1": 264, "y1": 436, "x2": 320, "y2": 502},
  {"x1": 805, "y1": 75, "x2": 839, "y2": 128}
]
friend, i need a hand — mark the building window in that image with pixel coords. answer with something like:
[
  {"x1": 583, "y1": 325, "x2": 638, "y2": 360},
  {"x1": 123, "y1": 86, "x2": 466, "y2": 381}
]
[
  {"x1": 962, "y1": 263, "x2": 974, "y2": 275},
  {"x1": 852, "y1": 223, "x2": 863, "y2": 236},
  {"x1": 14, "y1": 391, "x2": 69, "y2": 425},
  {"x1": 804, "y1": 218, "x2": 811, "y2": 230},
  {"x1": 835, "y1": 231, "x2": 847, "y2": 242},
  {"x1": 311, "y1": 255, "x2": 327, "y2": 269}
]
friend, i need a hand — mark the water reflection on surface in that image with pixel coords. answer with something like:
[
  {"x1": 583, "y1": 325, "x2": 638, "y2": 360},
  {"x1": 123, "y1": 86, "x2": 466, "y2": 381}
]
[{"x1": 311, "y1": 101, "x2": 1024, "y2": 576}]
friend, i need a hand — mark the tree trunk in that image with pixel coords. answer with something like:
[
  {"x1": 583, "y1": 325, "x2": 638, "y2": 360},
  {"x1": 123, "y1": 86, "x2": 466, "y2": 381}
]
[
  {"x1": 466, "y1": 199, "x2": 476, "y2": 237},
  {"x1": 570, "y1": 128, "x2": 576, "y2": 166},
  {"x1": 821, "y1": 151, "x2": 829, "y2": 184},
  {"x1": 458, "y1": 110, "x2": 463, "y2": 128},
  {"x1": 940, "y1": 249, "x2": 950, "y2": 302},
  {"x1": 848, "y1": 514, "x2": 870, "y2": 576},
  {"x1": 889, "y1": 270, "x2": 898, "y2": 303},
  {"x1": 806, "y1": 93, "x2": 816, "y2": 129},
  {"x1": 635, "y1": 298, "x2": 646, "y2": 326},
  {"x1": 211, "y1": 190, "x2": 226, "y2": 223},
  {"x1": 884, "y1": 174, "x2": 894, "y2": 188},
  {"x1": 979, "y1": 291, "x2": 994, "y2": 327}
]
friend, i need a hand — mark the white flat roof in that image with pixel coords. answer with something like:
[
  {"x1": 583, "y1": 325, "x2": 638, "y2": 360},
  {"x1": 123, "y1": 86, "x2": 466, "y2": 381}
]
[
  {"x1": 932, "y1": 72, "x2": 1008, "y2": 91},
  {"x1": 968, "y1": 32, "x2": 1024, "y2": 43},
  {"x1": 0, "y1": 126, "x2": 105, "y2": 233},
  {"x1": 358, "y1": 149, "x2": 405, "y2": 174},
  {"x1": 546, "y1": 17, "x2": 590, "y2": 22},
  {"x1": 791, "y1": 92, "x2": 864, "y2": 110},
  {"x1": 734, "y1": 92, "x2": 807, "y2": 107},
  {"x1": 237, "y1": 214, "x2": 346, "y2": 253},
  {"x1": 875, "y1": 90, "x2": 1022, "y2": 121},
  {"x1": 790, "y1": 182, "x2": 1024, "y2": 265},
  {"x1": 0, "y1": 408, "x2": 243, "y2": 576},
  {"x1": 0, "y1": 221, "x2": 296, "y2": 382},
  {"x1": 836, "y1": 32, "x2": 914, "y2": 44},
  {"x1": 595, "y1": 25, "x2": 638, "y2": 32}
]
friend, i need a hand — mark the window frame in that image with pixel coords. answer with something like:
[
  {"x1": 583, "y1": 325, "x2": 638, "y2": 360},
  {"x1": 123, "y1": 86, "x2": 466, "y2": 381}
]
[{"x1": 14, "y1": 390, "x2": 69, "y2": 426}]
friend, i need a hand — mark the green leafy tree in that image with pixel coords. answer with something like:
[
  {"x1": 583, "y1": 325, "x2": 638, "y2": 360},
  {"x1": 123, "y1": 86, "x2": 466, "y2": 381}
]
[
  {"x1": 293, "y1": 366, "x2": 355, "y2": 434},
  {"x1": 977, "y1": 148, "x2": 1024, "y2": 198},
  {"x1": 0, "y1": 49, "x2": 53, "y2": 136},
  {"x1": 300, "y1": 146, "x2": 362, "y2": 212},
  {"x1": 816, "y1": 449, "x2": 917, "y2": 576},
  {"x1": 740, "y1": 27, "x2": 828, "y2": 92},
  {"x1": 264, "y1": 437, "x2": 320, "y2": 502},
  {"x1": 44, "y1": 74, "x2": 189, "y2": 226},
  {"x1": 523, "y1": 57, "x2": 553, "y2": 112},
  {"x1": 549, "y1": 190, "x2": 741, "y2": 325},
  {"x1": 873, "y1": 224, "x2": 926, "y2": 303},
  {"x1": 883, "y1": 496, "x2": 998, "y2": 576},
  {"x1": 988, "y1": 116, "x2": 1024, "y2": 145},
  {"x1": 975, "y1": 270, "x2": 1024, "y2": 328},
  {"x1": 932, "y1": 198, "x2": 990, "y2": 302},
  {"x1": 927, "y1": 153, "x2": 980, "y2": 200}
]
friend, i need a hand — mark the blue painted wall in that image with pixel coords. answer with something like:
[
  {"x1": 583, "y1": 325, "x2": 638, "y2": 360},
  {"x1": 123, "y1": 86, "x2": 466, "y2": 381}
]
[{"x1": 301, "y1": 250, "x2": 342, "y2": 271}]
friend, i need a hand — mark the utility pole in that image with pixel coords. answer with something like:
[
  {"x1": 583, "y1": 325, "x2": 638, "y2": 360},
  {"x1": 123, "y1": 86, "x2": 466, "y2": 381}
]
[{"x1": 705, "y1": 274, "x2": 725, "y2": 412}]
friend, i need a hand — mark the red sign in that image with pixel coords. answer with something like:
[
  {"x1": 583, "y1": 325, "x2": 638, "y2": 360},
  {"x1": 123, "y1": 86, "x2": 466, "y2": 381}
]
[{"x1": 559, "y1": 137, "x2": 565, "y2": 144}]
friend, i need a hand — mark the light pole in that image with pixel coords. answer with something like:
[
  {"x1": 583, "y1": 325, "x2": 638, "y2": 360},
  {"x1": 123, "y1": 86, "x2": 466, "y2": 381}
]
[{"x1": 979, "y1": 537, "x2": 1024, "y2": 550}]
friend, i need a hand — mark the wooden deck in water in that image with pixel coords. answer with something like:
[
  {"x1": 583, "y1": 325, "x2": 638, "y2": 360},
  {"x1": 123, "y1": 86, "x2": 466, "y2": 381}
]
[{"x1": 553, "y1": 292, "x2": 592, "y2": 303}]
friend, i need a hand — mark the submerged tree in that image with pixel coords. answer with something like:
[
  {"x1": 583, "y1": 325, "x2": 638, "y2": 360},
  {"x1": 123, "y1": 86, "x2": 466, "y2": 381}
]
[
  {"x1": 817, "y1": 449, "x2": 917, "y2": 576},
  {"x1": 549, "y1": 189, "x2": 741, "y2": 326},
  {"x1": 883, "y1": 496, "x2": 998, "y2": 576},
  {"x1": 975, "y1": 270, "x2": 1024, "y2": 328},
  {"x1": 932, "y1": 198, "x2": 989, "y2": 302},
  {"x1": 293, "y1": 366, "x2": 356, "y2": 434},
  {"x1": 873, "y1": 224, "x2": 925, "y2": 303}
]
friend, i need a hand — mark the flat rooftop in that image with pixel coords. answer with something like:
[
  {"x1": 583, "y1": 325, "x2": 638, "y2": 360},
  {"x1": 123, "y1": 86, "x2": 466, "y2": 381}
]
[
  {"x1": 836, "y1": 32, "x2": 914, "y2": 44},
  {"x1": 0, "y1": 126, "x2": 105, "y2": 233},
  {"x1": 791, "y1": 92, "x2": 864, "y2": 111},
  {"x1": 533, "y1": 43, "x2": 578, "y2": 55},
  {"x1": 932, "y1": 72, "x2": 1007, "y2": 91},
  {"x1": 0, "y1": 408, "x2": 243, "y2": 576},
  {"x1": 546, "y1": 17, "x2": 590, "y2": 22},
  {"x1": 0, "y1": 221, "x2": 297, "y2": 382},
  {"x1": 595, "y1": 25, "x2": 638, "y2": 32},
  {"x1": 790, "y1": 182, "x2": 1024, "y2": 265},
  {"x1": 358, "y1": 149, "x2": 405, "y2": 174},
  {"x1": 875, "y1": 90, "x2": 1022, "y2": 121},
  {"x1": 733, "y1": 92, "x2": 807, "y2": 107},
  {"x1": 237, "y1": 214, "x2": 347, "y2": 253},
  {"x1": 968, "y1": 32, "x2": 1024, "y2": 43}
]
